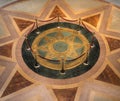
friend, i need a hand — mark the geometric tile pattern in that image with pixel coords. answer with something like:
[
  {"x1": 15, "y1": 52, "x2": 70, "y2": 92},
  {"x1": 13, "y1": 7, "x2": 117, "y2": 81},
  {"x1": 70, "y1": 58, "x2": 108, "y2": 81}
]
[
  {"x1": 53, "y1": 88, "x2": 77, "y2": 101},
  {"x1": 83, "y1": 14, "x2": 101, "y2": 27},
  {"x1": 14, "y1": 18, "x2": 34, "y2": 31},
  {"x1": 0, "y1": 59, "x2": 16, "y2": 90},
  {"x1": 108, "y1": 51, "x2": 120, "y2": 72},
  {"x1": 49, "y1": 6, "x2": 66, "y2": 18},
  {"x1": 0, "y1": 42, "x2": 13, "y2": 58},
  {"x1": 1, "y1": 85, "x2": 54, "y2": 101},
  {"x1": 1, "y1": 71, "x2": 32, "y2": 97},
  {"x1": 0, "y1": 0, "x2": 120, "y2": 101},
  {"x1": 92, "y1": 90, "x2": 120, "y2": 101},
  {"x1": 96, "y1": 65, "x2": 120, "y2": 86},
  {"x1": 78, "y1": 81, "x2": 120, "y2": 101},
  {"x1": 0, "y1": 14, "x2": 19, "y2": 44},
  {"x1": 106, "y1": 37, "x2": 120, "y2": 51},
  {"x1": 0, "y1": 15, "x2": 10, "y2": 38}
]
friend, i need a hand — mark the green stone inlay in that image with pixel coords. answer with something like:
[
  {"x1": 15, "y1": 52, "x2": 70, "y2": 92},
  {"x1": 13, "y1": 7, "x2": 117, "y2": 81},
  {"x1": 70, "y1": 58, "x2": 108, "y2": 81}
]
[
  {"x1": 62, "y1": 32, "x2": 71, "y2": 37},
  {"x1": 47, "y1": 32, "x2": 57, "y2": 37},
  {"x1": 38, "y1": 50, "x2": 47, "y2": 57},
  {"x1": 52, "y1": 57, "x2": 58, "y2": 60},
  {"x1": 53, "y1": 41, "x2": 68, "y2": 52},
  {"x1": 76, "y1": 47, "x2": 84, "y2": 55},
  {"x1": 74, "y1": 36, "x2": 82, "y2": 43},
  {"x1": 38, "y1": 38, "x2": 46, "y2": 46}
]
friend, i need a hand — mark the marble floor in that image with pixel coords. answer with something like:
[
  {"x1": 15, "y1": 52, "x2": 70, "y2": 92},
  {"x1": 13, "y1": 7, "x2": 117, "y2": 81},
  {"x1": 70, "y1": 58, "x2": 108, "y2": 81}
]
[{"x1": 0, "y1": 0, "x2": 120, "y2": 101}]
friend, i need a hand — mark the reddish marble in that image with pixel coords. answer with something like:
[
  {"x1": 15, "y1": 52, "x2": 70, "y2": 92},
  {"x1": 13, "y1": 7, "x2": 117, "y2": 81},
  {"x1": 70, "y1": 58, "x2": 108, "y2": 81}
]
[
  {"x1": 96, "y1": 65, "x2": 120, "y2": 86},
  {"x1": 106, "y1": 37, "x2": 120, "y2": 51},
  {"x1": 83, "y1": 14, "x2": 100, "y2": 27},
  {"x1": 0, "y1": 42, "x2": 13, "y2": 58},
  {"x1": 53, "y1": 88, "x2": 77, "y2": 101},
  {"x1": 2, "y1": 71, "x2": 32, "y2": 97},
  {"x1": 14, "y1": 18, "x2": 33, "y2": 31},
  {"x1": 49, "y1": 6, "x2": 66, "y2": 18}
]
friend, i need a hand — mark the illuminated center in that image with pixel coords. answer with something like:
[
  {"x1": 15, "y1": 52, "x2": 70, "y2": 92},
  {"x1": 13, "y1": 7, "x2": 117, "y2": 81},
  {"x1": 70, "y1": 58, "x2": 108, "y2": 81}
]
[{"x1": 53, "y1": 41, "x2": 68, "y2": 52}]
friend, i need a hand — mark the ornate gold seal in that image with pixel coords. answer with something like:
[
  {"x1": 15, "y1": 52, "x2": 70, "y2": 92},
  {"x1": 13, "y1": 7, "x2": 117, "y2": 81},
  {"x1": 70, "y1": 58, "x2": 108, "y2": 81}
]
[{"x1": 32, "y1": 28, "x2": 90, "y2": 70}]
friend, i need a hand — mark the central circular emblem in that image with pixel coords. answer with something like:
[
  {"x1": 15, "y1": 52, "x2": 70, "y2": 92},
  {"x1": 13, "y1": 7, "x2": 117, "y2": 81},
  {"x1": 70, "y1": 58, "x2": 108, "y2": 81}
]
[
  {"x1": 53, "y1": 41, "x2": 68, "y2": 52},
  {"x1": 31, "y1": 27, "x2": 90, "y2": 70},
  {"x1": 21, "y1": 22, "x2": 101, "y2": 79}
]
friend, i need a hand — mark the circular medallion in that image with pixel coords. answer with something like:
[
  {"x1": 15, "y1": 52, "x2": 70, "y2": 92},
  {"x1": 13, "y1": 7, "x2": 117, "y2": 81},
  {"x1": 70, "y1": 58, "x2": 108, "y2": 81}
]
[
  {"x1": 20, "y1": 22, "x2": 101, "y2": 80},
  {"x1": 31, "y1": 28, "x2": 90, "y2": 70}
]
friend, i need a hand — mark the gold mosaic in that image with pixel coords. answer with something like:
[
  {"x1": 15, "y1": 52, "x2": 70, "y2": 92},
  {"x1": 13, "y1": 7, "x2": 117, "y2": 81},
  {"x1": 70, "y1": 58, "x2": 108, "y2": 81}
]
[{"x1": 32, "y1": 28, "x2": 90, "y2": 70}]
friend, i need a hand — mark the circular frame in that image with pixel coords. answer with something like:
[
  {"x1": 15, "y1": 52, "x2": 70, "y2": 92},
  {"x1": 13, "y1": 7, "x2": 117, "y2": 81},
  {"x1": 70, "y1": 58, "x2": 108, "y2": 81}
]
[
  {"x1": 16, "y1": 22, "x2": 106, "y2": 85},
  {"x1": 31, "y1": 27, "x2": 90, "y2": 70}
]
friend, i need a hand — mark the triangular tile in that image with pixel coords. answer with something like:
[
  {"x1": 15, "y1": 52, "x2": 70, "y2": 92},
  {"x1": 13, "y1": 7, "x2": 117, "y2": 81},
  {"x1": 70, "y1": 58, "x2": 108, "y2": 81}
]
[
  {"x1": 0, "y1": 42, "x2": 13, "y2": 58},
  {"x1": 96, "y1": 65, "x2": 120, "y2": 86},
  {"x1": 0, "y1": 66, "x2": 5, "y2": 76},
  {"x1": 83, "y1": 14, "x2": 101, "y2": 27},
  {"x1": 2, "y1": 71, "x2": 32, "y2": 97},
  {"x1": 53, "y1": 87, "x2": 77, "y2": 101},
  {"x1": 108, "y1": 51, "x2": 120, "y2": 72},
  {"x1": 106, "y1": 37, "x2": 120, "y2": 51},
  {"x1": 4, "y1": 85, "x2": 54, "y2": 101},
  {"x1": 49, "y1": 6, "x2": 66, "y2": 18},
  {"x1": 0, "y1": 59, "x2": 16, "y2": 90},
  {"x1": 14, "y1": 18, "x2": 34, "y2": 31}
]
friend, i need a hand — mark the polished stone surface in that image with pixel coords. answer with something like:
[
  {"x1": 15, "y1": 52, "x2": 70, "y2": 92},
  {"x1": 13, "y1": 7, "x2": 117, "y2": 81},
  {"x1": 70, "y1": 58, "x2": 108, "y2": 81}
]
[
  {"x1": 22, "y1": 22, "x2": 100, "y2": 79},
  {"x1": 53, "y1": 41, "x2": 68, "y2": 52},
  {"x1": 96, "y1": 65, "x2": 120, "y2": 86},
  {"x1": 33, "y1": 27, "x2": 87, "y2": 62},
  {"x1": 0, "y1": 15, "x2": 10, "y2": 38},
  {"x1": 53, "y1": 88, "x2": 77, "y2": 101},
  {"x1": 0, "y1": 0, "x2": 17, "y2": 7},
  {"x1": 4, "y1": 0, "x2": 48, "y2": 15},
  {"x1": 14, "y1": 18, "x2": 34, "y2": 31},
  {"x1": 106, "y1": 37, "x2": 120, "y2": 51},
  {"x1": 2, "y1": 71, "x2": 32, "y2": 97},
  {"x1": 65, "y1": 0, "x2": 106, "y2": 13},
  {"x1": 0, "y1": 0, "x2": 120, "y2": 101},
  {"x1": 105, "y1": 0, "x2": 120, "y2": 7},
  {"x1": 109, "y1": 7, "x2": 120, "y2": 32},
  {"x1": 0, "y1": 42, "x2": 13, "y2": 58}
]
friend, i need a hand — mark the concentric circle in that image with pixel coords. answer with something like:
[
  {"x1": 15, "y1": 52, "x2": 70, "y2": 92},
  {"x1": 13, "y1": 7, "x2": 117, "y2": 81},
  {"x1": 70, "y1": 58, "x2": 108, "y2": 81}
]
[
  {"x1": 19, "y1": 22, "x2": 102, "y2": 80},
  {"x1": 31, "y1": 28, "x2": 90, "y2": 70}
]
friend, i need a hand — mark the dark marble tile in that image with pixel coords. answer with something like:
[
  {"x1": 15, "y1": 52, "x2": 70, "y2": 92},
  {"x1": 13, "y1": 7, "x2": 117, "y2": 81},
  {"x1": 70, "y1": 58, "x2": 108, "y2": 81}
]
[
  {"x1": 49, "y1": 6, "x2": 66, "y2": 18},
  {"x1": 106, "y1": 37, "x2": 120, "y2": 51},
  {"x1": 96, "y1": 65, "x2": 120, "y2": 86},
  {"x1": 53, "y1": 87, "x2": 77, "y2": 101},
  {"x1": 83, "y1": 14, "x2": 100, "y2": 27},
  {"x1": 0, "y1": 42, "x2": 13, "y2": 58},
  {"x1": 2, "y1": 71, "x2": 32, "y2": 97},
  {"x1": 14, "y1": 18, "x2": 33, "y2": 31}
]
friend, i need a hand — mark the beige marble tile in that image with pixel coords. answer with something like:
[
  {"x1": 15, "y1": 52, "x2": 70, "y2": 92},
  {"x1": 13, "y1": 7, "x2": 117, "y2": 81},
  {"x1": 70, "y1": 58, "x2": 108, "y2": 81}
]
[
  {"x1": 4, "y1": 0, "x2": 48, "y2": 15},
  {"x1": 90, "y1": 90, "x2": 120, "y2": 101},
  {"x1": 108, "y1": 7, "x2": 120, "y2": 32},
  {"x1": 0, "y1": 15, "x2": 10, "y2": 39},
  {"x1": 65, "y1": 0, "x2": 107, "y2": 13},
  {"x1": 0, "y1": 65, "x2": 5, "y2": 76}
]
